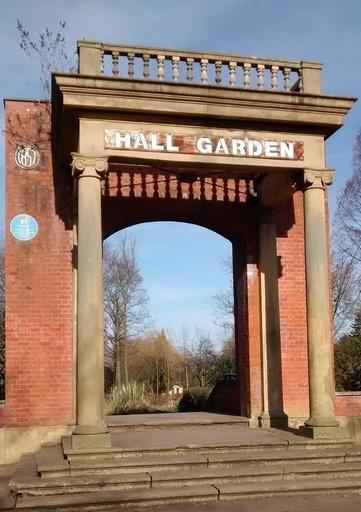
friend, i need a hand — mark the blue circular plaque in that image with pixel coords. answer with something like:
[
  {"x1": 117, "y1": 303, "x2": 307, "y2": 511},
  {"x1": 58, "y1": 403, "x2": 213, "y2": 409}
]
[{"x1": 10, "y1": 214, "x2": 39, "y2": 241}]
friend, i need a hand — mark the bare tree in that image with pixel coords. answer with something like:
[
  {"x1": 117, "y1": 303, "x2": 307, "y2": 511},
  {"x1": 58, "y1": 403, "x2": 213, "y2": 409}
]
[
  {"x1": 332, "y1": 129, "x2": 361, "y2": 336},
  {"x1": 332, "y1": 235, "x2": 361, "y2": 337},
  {"x1": 16, "y1": 19, "x2": 76, "y2": 98},
  {"x1": 213, "y1": 257, "x2": 234, "y2": 335},
  {"x1": 189, "y1": 329, "x2": 216, "y2": 387},
  {"x1": 103, "y1": 235, "x2": 151, "y2": 387}
]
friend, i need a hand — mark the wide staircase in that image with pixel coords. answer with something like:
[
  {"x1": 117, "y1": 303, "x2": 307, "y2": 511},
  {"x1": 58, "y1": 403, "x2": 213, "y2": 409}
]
[{"x1": 6, "y1": 413, "x2": 361, "y2": 510}]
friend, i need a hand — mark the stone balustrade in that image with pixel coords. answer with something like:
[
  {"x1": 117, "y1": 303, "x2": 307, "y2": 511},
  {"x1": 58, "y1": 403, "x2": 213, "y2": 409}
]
[{"x1": 77, "y1": 41, "x2": 322, "y2": 94}]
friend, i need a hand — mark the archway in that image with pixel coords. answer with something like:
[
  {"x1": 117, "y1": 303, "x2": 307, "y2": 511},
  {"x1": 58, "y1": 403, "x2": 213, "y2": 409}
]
[{"x1": 103, "y1": 221, "x2": 241, "y2": 416}]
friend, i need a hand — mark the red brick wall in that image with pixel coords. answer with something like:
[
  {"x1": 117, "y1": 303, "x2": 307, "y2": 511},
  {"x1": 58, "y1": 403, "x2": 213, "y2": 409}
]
[
  {"x1": 5, "y1": 101, "x2": 355, "y2": 429},
  {"x1": 5, "y1": 100, "x2": 73, "y2": 427},
  {"x1": 277, "y1": 193, "x2": 309, "y2": 419},
  {"x1": 335, "y1": 394, "x2": 361, "y2": 417}
]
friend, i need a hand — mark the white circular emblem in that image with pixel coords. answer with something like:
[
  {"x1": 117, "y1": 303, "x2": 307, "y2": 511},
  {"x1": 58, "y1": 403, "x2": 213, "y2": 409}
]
[{"x1": 14, "y1": 146, "x2": 40, "y2": 169}]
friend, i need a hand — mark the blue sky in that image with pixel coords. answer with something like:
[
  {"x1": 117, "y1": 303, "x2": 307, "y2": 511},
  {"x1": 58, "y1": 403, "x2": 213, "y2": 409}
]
[{"x1": 1, "y1": 0, "x2": 361, "y2": 341}]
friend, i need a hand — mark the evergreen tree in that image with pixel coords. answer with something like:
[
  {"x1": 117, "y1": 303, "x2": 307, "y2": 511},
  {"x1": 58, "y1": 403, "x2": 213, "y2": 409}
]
[
  {"x1": 335, "y1": 310, "x2": 361, "y2": 391},
  {"x1": 349, "y1": 310, "x2": 361, "y2": 337}
]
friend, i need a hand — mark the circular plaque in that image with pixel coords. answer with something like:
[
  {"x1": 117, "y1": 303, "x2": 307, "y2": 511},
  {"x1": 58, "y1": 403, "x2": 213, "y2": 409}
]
[
  {"x1": 10, "y1": 214, "x2": 39, "y2": 241},
  {"x1": 14, "y1": 145, "x2": 40, "y2": 169}
]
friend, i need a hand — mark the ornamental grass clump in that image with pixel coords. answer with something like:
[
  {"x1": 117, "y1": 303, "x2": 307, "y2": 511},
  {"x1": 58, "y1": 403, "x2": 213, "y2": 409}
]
[{"x1": 105, "y1": 381, "x2": 149, "y2": 415}]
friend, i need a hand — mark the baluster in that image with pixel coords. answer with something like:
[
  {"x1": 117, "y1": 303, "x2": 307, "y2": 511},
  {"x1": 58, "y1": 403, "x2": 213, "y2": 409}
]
[
  {"x1": 212, "y1": 178, "x2": 217, "y2": 201},
  {"x1": 229, "y1": 61, "x2": 237, "y2": 87},
  {"x1": 141, "y1": 173, "x2": 147, "y2": 198},
  {"x1": 200, "y1": 176, "x2": 205, "y2": 201},
  {"x1": 271, "y1": 65, "x2": 279, "y2": 90},
  {"x1": 257, "y1": 64, "x2": 265, "y2": 89},
  {"x1": 154, "y1": 174, "x2": 159, "y2": 198},
  {"x1": 283, "y1": 67, "x2": 291, "y2": 91},
  {"x1": 223, "y1": 178, "x2": 229, "y2": 201},
  {"x1": 200, "y1": 59, "x2": 209, "y2": 85},
  {"x1": 188, "y1": 182, "x2": 194, "y2": 200},
  {"x1": 243, "y1": 63, "x2": 251, "y2": 88},
  {"x1": 143, "y1": 53, "x2": 150, "y2": 79},
  {"x1": 157, "y1": 55, "x2": 165, "y2": 81},
  {"x1": 172, "y1": 56, "x2": 180, "y2": 82},
  {"x1": 215, "y1": 60, "x2": 222, "y2": 85},
  {"x1": 112, "y1": 51, "x2": 119, "y2": 77},
  {"x1": 129, "y1": 173, "x2": 135, "y2": 198},
  {"x1": 101, "y1": 52, "x2": 104, "y2": 75},
  {"x1": 127, "y1": 52, "x2": 135, "y2": 78},
  {"x1": 298, "y1": 68, "x2": 304, "y2": 92},
  {"x1": 186, "y1": 58, "x2": 194, "y2": 82}
]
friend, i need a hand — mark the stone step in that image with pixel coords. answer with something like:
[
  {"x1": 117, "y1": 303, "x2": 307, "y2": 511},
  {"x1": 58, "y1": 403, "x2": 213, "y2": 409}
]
[
  {"x1": 61, "y1": 432, "x2": 353, "y2": 462},
  {"x1": 12, "y1": 477, "x2": 361, "y2": 510},
  {"x1": 37, "y1": 445, "x2": 356, "y2": 478},
  {"x1": 13, "y1": 461, "x2": 361, "y2": 497}
]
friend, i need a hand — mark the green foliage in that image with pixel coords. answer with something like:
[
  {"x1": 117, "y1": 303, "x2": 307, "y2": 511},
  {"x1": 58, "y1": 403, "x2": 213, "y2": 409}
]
[
  {"x1": 178, "y1": 387, "x2": 212, "y2": 412},
  {"x1": 105, "y1": 381, "x2": 149, "y2": 415},
  {"x1": 208, "y1": 338, "x2": 235, "y2": 384},
  {"x1": 335, "y1": 311, "x2": 361, "y2": 391}
]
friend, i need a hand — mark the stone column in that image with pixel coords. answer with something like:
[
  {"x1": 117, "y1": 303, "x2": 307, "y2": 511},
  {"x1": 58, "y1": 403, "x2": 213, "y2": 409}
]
[
  {"x1": 71, "y1": 154, "x2": 111, "y2": 449},
  {"x1": 258, "y1": 208, "x2": 287, "y2": 427},
  {"x1": 300, "y1": 169, "x2": 344, "y2": 439}
]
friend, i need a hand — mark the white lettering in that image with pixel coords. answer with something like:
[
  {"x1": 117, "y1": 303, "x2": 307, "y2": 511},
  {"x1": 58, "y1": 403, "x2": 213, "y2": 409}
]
[
  {"x1": 280, "y1": 141, "x2": 295, "y2": 159},
  {"x1": 197, "y1": 137, "x2": 212, "y2": 154},
  {"x1": 232, "y1": 139, "x2": 246, "y2": 156},
  {"x1": 108, "y1": 129, "x2": 298, "y2": 161},
  {"x1": 133, "y1": 132, "x2": 149, "y2": 150},
  {"x1": 166, "y1": 134, "x2": 179, "y2": 152},
  {"x1": 247, "y1": 140, "x2": 263, "y2": 157},
  {"x1": 115, "y1": 131, "x2": 131, "y2": 149},
  {"x1": 215, "y1": 138, "x2": 229, "y2": 155},
  {"x1": 264, "y1": 141, "x2": 279, "y2": 157},
  {"x1": 150, "y1": 133, "x2": 164, "y2": 151}
]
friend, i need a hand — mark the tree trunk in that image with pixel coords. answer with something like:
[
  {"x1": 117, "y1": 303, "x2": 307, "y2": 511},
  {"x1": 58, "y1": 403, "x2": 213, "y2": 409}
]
[
  {"x1": 120, "y1": 337, "x2": 128, "y2": 386},
  {"x1": 115, "y1": 337, "x2": 121, "y2": 388}
]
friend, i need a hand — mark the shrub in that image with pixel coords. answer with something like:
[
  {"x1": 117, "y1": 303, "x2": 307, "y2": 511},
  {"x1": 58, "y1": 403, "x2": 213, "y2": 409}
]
[
  {"x1": 105, "y1": 381, "x2": 149, "y2": 415},
  {"x1": 178, "y1": 387, "x2": 212, "y2": 412}
]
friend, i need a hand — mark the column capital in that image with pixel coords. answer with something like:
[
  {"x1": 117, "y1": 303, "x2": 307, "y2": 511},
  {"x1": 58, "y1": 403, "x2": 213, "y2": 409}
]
[
  {"x1": 303, "y1": 168, "x2": 334, "y2": 191},
  {"x1": 71, "y1": 153, "x2": 108, "y2": 180}
]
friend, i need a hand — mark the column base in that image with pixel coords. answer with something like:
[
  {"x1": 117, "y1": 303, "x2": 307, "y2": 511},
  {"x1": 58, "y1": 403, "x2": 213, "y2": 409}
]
[
  {"x1": 71, "y1": 423, "x2": 111, "y2": 449},
  {"x1": 258, "y1": 412, "x2": 271, "y2": 428},
  {"x1": 258, "y1": 411, "x2": 288, "y2": 428},
  {"x1": 71, "y1": 431, "x2": 111, "y2": 449},
  {"x1": 299, "y1": 425, "x2": 349, "y2": 440}
]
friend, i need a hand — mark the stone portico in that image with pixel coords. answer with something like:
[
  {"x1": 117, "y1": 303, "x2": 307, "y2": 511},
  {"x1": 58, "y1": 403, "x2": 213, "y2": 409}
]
[{"x1": 3, "y1": 41, "x2": 358, "y2": 461}]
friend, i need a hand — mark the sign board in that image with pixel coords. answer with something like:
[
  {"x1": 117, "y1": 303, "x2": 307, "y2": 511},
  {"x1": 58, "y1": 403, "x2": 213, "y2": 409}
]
[
  {"x1": 104, "y1": 128, "x2": 304, "y2": 161},
  {"x1": 10, "y1": 214, "x2": 39, "y2": 241}
]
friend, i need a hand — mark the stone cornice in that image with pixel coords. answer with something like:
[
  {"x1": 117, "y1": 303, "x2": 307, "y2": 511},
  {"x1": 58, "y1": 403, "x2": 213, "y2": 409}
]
[
  {"x1": 71, "y1": 153, "x2": 108, "y2": 179},
  {"x1": 53, "y1": 75, "x2": 355, "y2": 139}
]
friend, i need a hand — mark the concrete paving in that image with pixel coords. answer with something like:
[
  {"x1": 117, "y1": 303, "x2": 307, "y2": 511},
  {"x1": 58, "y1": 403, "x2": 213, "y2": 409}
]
[
  {"x1": 123, "y1": 495, "x2": 361, "y2": 512},
  {"x1": 106, "y1": 412, "x2": 248, "y2": 428},
  {"x1": 107, "y1": 422, "x2": 342, "y2": 452}
]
